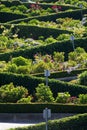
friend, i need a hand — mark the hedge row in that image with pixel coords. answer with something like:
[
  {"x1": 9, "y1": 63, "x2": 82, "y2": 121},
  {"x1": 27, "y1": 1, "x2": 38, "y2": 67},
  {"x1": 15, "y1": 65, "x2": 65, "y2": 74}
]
[
  {"x1": 23, "y1": 3, "x2": 79, "y2": 10},
  {"x1": 0, "y1": 103, "x2": 87, "y2": 113},
  {"x1": 1, "y1": 0, "x2": 79, "y2": 10},
  {"x1": 8, "y1": 9, "x2": 87, "y2": 24},
  {"x1": 8, "y1": 113, "x2": 87, "y2": 130},
  {"x1": 32, "y1": 68, "x2": 87, "y2": 78},
  {"x1": 0, "y1": 12, "x2": 27, "y2": 23},
  {"x1": 0, "y1": 36, "x2": 87, "y2": 62},
  {"x1": 1, "y1": 0, "x2": 22, "y2": 7},
  {"x1": 0, "y1": 72, "x2": 87, "y2": 97},
  {"x1": 11, "y1": 24, "x2": 72, "y2": 39}
]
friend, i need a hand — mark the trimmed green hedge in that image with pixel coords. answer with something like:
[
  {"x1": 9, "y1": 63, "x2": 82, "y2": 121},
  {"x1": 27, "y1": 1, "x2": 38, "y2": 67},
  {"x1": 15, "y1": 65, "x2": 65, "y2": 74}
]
[
  {"x1": 11, "y1": 24, "x2": 72, "y2": 39},
  {"x1": 0, "y1": 72, "x2": 87, "y2": 97},
  {"x1": 8, "y1": 113, "x2": 87, "y2": 130},
  {"x1": 0, "y1": 103, "x2": 87, "y2": 113},
  {"x1": 32, "y1": 68, "x2": 87, "y2": 78},
  {"x1": 1, "y1": 0, "x2": 22, "y2": 7},
  {"x1": 0, "y1": 12, "x2": 27, "y2": 23},
  {"x1": 0, "y1": 37, "x2": 87, "y2": 61}
]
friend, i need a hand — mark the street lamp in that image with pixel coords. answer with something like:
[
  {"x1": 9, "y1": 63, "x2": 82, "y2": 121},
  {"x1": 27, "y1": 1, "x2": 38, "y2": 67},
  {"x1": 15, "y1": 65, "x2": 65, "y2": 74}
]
[
  {"x1": 79, "y1": 4, "x2": 83, "y2": 20},
  {"x1": 44, "y1": 70, "x2": 50, "y2": 86},
  {"x1": 70, "y1": 35, "x2": 75, "y2": 51},
  {"x1": 43, "y1": 108, "x2": 51, "y2": 130},
  {"x1": 82, "y1": 17, "x2": 87, "y2": 25}
]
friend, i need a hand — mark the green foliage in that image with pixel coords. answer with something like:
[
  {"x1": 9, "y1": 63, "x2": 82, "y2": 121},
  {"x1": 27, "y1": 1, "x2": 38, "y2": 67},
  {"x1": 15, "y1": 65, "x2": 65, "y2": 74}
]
[
  {"x1": 17, "y1": 65, "x2": 31, "y2": 74},
  {"x1": 0, "y1": 83, "x2": 28, "y2": 103},
  {"x1": 0, "y1": 72, "x2": 87, "y2": 97},
  {"x1": 79, "y1": 94, "x2": 87, "y2": 104},
  {"x1": 78, "y1": 71, "x2": 87, "y2": 85},
  {"x1": 17, "y1": 96, "x2": 32, "y2": 103},
  {"x1": 53, "y1": 52, "x2": 64, "y2": 63},
  {"x1": 35, "y1": 83, "x2": 54, "y2": 102},
  {"x1": 6, "y1": 64, "x2": 17, "y2": 73},
  {"x1": 55, "y1": 92, "x2": 70, "y2": 103},
  {"x1": 12, "y1": 56, "x2": 32, "y2": 66},
  {"x1": 32, "y1": 61, "x2": 48, "y2": 73}
]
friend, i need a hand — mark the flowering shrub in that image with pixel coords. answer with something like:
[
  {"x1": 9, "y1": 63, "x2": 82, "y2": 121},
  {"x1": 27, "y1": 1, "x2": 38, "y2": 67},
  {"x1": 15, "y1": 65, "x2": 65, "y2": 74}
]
[
  {"x1": 51, "y1": 5, "x2": 62, "y2": 13},
  {"x1": 67, "y1": 96, "x2": 78, "y2": 104}
]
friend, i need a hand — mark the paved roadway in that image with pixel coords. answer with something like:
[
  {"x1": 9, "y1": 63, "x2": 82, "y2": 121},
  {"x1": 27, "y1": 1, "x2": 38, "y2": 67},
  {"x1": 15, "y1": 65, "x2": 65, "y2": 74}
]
[{"x1": 0, "y1": 122, "x2": 35, "y2": 130}]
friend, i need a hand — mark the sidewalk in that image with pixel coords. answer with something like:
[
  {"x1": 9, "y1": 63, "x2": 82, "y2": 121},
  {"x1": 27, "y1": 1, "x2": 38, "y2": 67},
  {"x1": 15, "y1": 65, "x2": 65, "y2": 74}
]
[
  {"x1": 0, "y1": 113, "x2": 75, "y2": 130},
  {"x1": 0, "y1": 122, "x2": 35, "y2": 130},
  {"x1": 0, "y1": 113, "x2": 75, "y2": 123}
]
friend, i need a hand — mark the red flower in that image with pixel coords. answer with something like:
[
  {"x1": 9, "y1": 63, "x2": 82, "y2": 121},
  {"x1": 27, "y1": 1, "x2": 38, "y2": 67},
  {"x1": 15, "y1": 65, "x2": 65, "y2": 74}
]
[
  {"x1": 30, "y1": 4, "x2": 35, "y2": 9},
  {"x1": 51, "y1": 5, "x2": 57, "y2": 9}
]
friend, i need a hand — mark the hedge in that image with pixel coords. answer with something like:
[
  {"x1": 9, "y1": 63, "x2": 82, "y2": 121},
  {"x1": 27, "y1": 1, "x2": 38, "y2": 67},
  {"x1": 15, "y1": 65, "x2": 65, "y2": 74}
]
[
  {"x1": 0, "y1": 36, "x2": 87, "y2": 62},
  {"x1": 1, "y1": 0, "x2": 22, "y2": 7},
  {"x1": 0, "y1": 103, "x2": 87, "y2": 113},
  {"x1": 11, "y1": 24, "x2": 72, "y2": 39},
  {"x1": 8, "y1": 9, "x2": 87, "y2": 24},
  {"x1": 0, "y1": 12, "x2": 27, "y2": 23},
  {"x1": 8, "y1": 113, "x2": 87, "y2": 130},
  {"x1": 0, "y1": 72, "x2": 87, "y2": 97},
  {"x1": 32, "y1": 68, "x2": 87, "y2": 79}
]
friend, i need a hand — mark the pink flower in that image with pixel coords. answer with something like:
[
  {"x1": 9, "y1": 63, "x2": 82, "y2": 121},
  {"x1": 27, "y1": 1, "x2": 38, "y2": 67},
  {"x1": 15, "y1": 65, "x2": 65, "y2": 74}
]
[
  {"x1": 58, "y1": 6, "x2": 62, "y2": 10},
  {"x1": 51, "y1": 5, "x2": 57, "y2": 9}
]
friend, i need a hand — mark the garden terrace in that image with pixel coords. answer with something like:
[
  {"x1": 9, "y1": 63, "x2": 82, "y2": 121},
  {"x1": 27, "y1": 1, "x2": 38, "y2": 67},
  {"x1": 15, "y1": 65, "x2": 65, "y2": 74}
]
[
  {"x1": 7, "y1": 8, "x2": 87, "y2": 24},
  {"x1": 0, "y1": 36, "x2": 87, "y2": 61},
  {"x1": 0, "y1": 47, "x2": 87, "y2": 76},
  {"x1": 0, "y1": 0, "x2": 76, "y2": 21},
  {"x1": 0, "y1": 72, "x2": 87, "y2": 97}
]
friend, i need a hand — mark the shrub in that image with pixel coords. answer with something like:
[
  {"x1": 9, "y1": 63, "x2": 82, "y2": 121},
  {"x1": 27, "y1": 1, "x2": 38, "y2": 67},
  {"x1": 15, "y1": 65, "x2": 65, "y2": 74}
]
[
  {"x1": 17, "y1": 96, "x2": 32, "y2": 103},
  {"x1": 79, "y1": 94, "x2": 87, "y2": 104},
  {"x1": 35, "y1": 83, "x2": 55, "y2": 102},
  {"x1": 6, "y1": 63, "x2": 17, "y2": 73},
  {"x1": 78, "y1": 71, "x2": 87, "y2": 85},
  {"x1": 32, "y1": 61, "x2": 48, "y2": 73},
  {"x1": 12, "y1": 56, "x2": 32, "y2": 66},
  {"x1": 55, "y1": 92, "x2": 70, "y2": 103},
  {"x1": 0, "y1": 83, "x2": 28, "y2": 103}
]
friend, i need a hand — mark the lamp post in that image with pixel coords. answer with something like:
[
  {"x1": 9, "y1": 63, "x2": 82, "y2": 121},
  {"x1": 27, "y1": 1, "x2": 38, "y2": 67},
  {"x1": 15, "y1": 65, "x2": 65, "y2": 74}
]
[
  {"x1": 44, "y1": 70, "x2": 50, "y2": 86},
  {"x1": 79, "y1": 4, "x2": 83, "y2": 20},
  {"x1": 43, "y1": 108, "x2": 51, "y2": 130},
  {"x1": 82, "y1": 17, "x2": 86, "y2": 25},
  {"x1": 70, "y1": 35, "x2": 75, "y2": 51}
]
